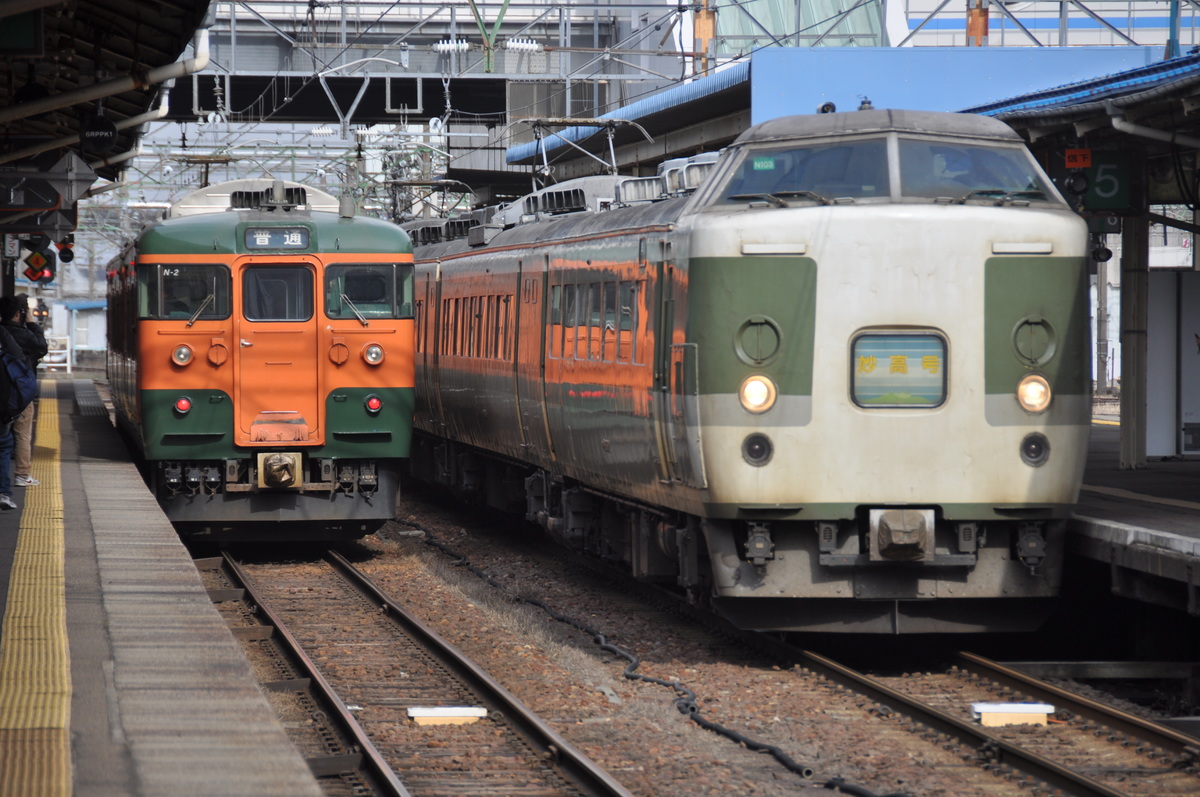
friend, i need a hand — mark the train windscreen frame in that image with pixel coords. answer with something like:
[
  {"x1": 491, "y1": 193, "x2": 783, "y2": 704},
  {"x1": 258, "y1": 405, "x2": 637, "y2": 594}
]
[
  {"x1": 138, "y1": 263, "x2": 232, "y2": 320},
  {"x1": 324, "y1": 263, "x2": 414, "y2": 320}
]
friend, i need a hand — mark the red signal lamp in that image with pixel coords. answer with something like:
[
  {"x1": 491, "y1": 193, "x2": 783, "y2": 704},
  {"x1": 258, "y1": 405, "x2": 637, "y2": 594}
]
[
  {"x1": 364, "y1": 394, "x2": 382, "y2": 414},
  {"x1": 174, "y1": 397, "x2": 193, "y2": 414}
]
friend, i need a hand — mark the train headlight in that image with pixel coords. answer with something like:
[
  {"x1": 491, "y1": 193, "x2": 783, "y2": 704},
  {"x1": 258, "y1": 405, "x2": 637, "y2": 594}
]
[
  {"x1": 362, "y1": 343, "x2": 385, "y2": 365},
  {"x1": 1016, "y1": 373, "x2": 1051, "y2": 413},
  {"x1": 739, "y1": 375, "x2": 777, "y2": 414},
  {"x1": 174, "y1": 397, "x2": 192, "y2": 415},
  {"x1": 364, "y1": 394, "x2": 383, "y2": 415},
  {"x1": 171, "y1": 344, "x2": 194, "y2": 366}
]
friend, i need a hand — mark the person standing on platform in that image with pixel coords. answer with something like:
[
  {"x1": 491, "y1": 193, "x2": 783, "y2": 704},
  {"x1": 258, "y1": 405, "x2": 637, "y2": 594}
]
[
  {"x1": 0, "y1": 321, "x2": 24, "y2": 510},
  {"x1": 0, "y1": 295, "x2": 47, "y2": 489}
]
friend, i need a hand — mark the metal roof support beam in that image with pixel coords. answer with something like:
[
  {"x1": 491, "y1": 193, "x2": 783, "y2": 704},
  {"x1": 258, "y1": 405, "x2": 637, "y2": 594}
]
[
  {"x1": 985, "y1": 0, "x2": 1044, "y2": 46},
  {"x1": 811, "y1": 0, "x2": 881, "y2": 48},
  {"x1": 1066, "y1": 0, "x2": 1140, "y2": 46},
  {"x1": 896, "y1": 0, "x2": 953, "y2": 47},
  {"x1": 0, "y1": 88, "x2": 171, "y2": 166},
  {"x1": 0, "y1": 28, "x2": 210, "y2": 125}
]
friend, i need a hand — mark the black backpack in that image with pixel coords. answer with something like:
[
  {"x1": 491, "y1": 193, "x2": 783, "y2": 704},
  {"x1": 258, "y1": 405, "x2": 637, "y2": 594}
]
[{"x1": 0, "y1": 328, "x2": 36, "y2": 425}]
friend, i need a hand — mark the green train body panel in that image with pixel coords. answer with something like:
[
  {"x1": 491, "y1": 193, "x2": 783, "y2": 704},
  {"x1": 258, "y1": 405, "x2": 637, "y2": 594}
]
[
  {"x1": 984, "y1": 256, "x2": 1091, "y2": 399},
  {"x1": 138, "y1": 212, "x2": 413, "y2": 257},
  {"x1": 688, "y1": 256, "x2": 817, "y2": 397},
  {"x1": 139, "y1": 387, "x2": 414, "y2": 459}
]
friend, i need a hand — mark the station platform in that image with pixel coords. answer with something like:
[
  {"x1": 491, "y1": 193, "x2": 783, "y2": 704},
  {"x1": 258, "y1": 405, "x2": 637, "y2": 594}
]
[
  {"x1": 0, "y1": 379, "x2": 322, "y2": 797},
  {"x1": 1072, "y1": 417, "x2": 1200, "y2": 613}
]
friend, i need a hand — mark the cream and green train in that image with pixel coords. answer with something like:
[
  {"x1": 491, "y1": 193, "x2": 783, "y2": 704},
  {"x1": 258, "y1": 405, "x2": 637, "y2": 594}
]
[{"x1": 407, "y1": 109, "x2": 1091, "y2": 633}]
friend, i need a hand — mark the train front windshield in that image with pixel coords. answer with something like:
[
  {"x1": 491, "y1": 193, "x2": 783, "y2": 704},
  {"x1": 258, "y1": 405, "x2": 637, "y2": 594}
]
[
  {"x1": 707, "y1": 134, "x2": 1061, "y2": 205},
  {"x1": 139, "y1": 264, "x2": 232, "y2": 320},
  {"x1": 325, "y1": 263, "x2": 414, "y2": 320}
]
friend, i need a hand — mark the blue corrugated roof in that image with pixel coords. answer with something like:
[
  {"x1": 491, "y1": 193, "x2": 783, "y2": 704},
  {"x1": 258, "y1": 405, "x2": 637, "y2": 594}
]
[
  {"x1": 962, "y1": 51, "x2": 1200, "y2": 116},
  {"x1": 63, "y1": 299, "x2": 107, "y2": 310},
  {"x1": 506, "y1": 62, "x2": 750, "y2": 164}
]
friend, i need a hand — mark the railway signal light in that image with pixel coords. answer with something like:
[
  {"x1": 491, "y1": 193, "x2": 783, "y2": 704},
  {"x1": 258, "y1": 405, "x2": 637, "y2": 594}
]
[
  {"x1": 22, "y1": 249, "x2": 55, "y2": 283},
  {"x1": 56, "y1": 236, "x2": 74, "y2": 263}
]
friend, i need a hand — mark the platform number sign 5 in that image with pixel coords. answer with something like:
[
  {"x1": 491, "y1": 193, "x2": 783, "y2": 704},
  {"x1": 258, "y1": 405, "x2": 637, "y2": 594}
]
[{"x1": 1081, "y1": 151, "x2": 1143, "y2": 215}]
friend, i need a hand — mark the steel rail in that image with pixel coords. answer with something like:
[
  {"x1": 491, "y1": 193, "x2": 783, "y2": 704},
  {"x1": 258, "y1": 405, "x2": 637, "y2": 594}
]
[
  {"x1": 956, "y1": 651, "x2": 1200, "y2": 766},
  {"x1": 222, "y1": 553, "x2": 413, "y2": 797},
  {"x1": 325, "y1": 549, "x2": 634, "y2": 797},
  {"x1": 795, "y1": 648, "x2": 1133, "y2": 797}
]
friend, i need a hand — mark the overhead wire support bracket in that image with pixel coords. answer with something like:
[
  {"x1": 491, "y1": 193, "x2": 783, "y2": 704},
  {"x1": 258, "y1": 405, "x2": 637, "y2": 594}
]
[{"x1": 511, "y1": 117, "x2": 655, "y2": 180}]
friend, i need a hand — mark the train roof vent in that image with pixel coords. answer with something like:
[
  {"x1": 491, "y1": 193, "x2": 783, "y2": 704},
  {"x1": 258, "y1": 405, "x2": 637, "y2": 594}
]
[
  {"x1": 230, "y1": 186, "x2": 308, "y2": 210},
  {"x1": 446, "y1": 218, "x2": 478, "y2": 240},
  {"x1": 615, "y1": 176, "x2": 666, "y2": 205},
  {"x1": 167, "y1": 179, "x2": 339, "y2": 218},
  {"x1": 683, "y1": 162, "x2": 716, "y2": 192},
  {"x1": 468, "y1": 224, "x2": 502, "y2": 247},
  {"x1": 659, "y1": 152, "x2": 721, "y2": 195},
  {"x1": 540, "y1": 187, "x2": 587, "y2": 215}
]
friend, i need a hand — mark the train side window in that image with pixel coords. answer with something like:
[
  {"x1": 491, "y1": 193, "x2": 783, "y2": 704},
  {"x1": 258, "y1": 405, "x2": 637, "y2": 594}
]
[
  {"x1": 563, "y1": 285, "x2": 579, "y2": 360},
  {"x1": 138, "y1": 264, "x2": 231, "y2": 320},
  {"x1": 617, "y1": 282, "x2": 635, "y2": 364},
  {"x1": 588, "y1": 282, "x2": 603, "y2": 361},
  {"x1": 549, "y1": 285, "x2": 562, "y2": 359},
  {"x1": 243, "y1": 265, "x2": 314, "y2": 321},
  {"x1": 602, "y1": 282, "x2": 617, "y2": 362}
]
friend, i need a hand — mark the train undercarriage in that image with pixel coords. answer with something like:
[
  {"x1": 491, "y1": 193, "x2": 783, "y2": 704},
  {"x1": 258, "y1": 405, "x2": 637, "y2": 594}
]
[
  {"x1": 409, "y1": 433, "x2": 1065, "y2": 634},
  {"x1": 151, "y1": 455, "x2": 400, "y2": 540}
]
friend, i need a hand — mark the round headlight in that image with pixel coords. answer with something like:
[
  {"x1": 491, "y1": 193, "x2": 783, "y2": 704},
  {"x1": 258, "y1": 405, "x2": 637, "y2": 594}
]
[
  {"x1": 171, "y1": 344, "x2": 193, "y2": 366},
  {"x1": 1016, "y1": 373, "x2": 1051, "y2": 413},
  {"x1": 362, "y1": 343, "x2": 385, "y2": 365},
  {"x1": 739, "y1": 375, "x2": 777, "y2": 414}
]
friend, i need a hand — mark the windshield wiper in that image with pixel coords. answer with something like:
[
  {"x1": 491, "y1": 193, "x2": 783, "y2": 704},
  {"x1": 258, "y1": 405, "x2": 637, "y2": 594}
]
[
  {"x1": 186, "y1": 294, "x2": 214, "y2": 327},
  {"x1": 341, "y1": 293, "x2": 369, "y2": 327},
  {"x1": 956, "y1": 189, "x2": 1047, "y2": 205},
  {"x1": 727, "y1": 192, "x2": 788, "y2": 207},
  {"x1": 727, "y1": 190, "x2": 830, "y2": 207},
  {"x1": 773, "y1": 190, "x2": 832, "y2": 205}
]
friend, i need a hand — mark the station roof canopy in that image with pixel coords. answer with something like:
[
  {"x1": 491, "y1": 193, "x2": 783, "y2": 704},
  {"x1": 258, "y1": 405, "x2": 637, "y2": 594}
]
[
  {"x1": 965, "y1": 52, "x2": 1200, "y2": 155},
  {"x1": 0, "y1": 0, "x2": 214, "y2": 182}
]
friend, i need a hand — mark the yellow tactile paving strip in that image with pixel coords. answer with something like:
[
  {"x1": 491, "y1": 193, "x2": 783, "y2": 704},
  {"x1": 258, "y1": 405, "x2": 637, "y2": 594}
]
[{"x1": 0, "y1": 383, "x2": 70, "y2": 797}]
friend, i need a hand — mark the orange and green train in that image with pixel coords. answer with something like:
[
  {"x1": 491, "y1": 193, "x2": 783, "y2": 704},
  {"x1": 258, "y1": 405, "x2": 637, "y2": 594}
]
[
  {"x1": 107, "y1": 179, "x2": 414, "y2": 540},
  {"x1": 405, "y1": 109, "x2": 1092, "y2": 634}
]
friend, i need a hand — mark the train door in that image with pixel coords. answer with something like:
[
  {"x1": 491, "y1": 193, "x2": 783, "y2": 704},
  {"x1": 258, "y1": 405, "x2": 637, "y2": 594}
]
[
  {"x1": 651, "y1": 240, "x2": 703, "y2": 487},
  {"x1": 234, "y1": 261, "x2": 321, "y2": 445},
  {"x1": 415, "y1": 263, "x2": 444, "y2": 429},
  {"x1": 515, "y1": 255, "x2": 555, "y2": 467}
]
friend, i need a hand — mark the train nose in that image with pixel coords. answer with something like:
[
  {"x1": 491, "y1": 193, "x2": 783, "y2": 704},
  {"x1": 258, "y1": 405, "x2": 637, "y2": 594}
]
[{"x1": 870, "y1": 508, "x2": 935, "y2": 562}]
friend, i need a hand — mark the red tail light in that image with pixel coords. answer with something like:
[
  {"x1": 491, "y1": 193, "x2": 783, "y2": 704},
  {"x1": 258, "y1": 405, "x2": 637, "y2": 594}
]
[
  {"x1": 364, "y1": 395, "x2": 382, "y2": 414},
  {"x1": 174, "y1": 397, "x2": 192, "y2": 414}
]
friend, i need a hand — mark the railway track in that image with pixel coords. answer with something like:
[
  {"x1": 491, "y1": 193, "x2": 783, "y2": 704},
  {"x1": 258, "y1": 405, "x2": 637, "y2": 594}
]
[
  {"x1": 782, "y1": 647, "x2": 1200, "y2": 796},
  {"x1": 380, "y1": 509, "x2": 1200, "y2": 797},
  {"x1": 199, "y1": 551, "x2": 629, "y2": 797}
]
